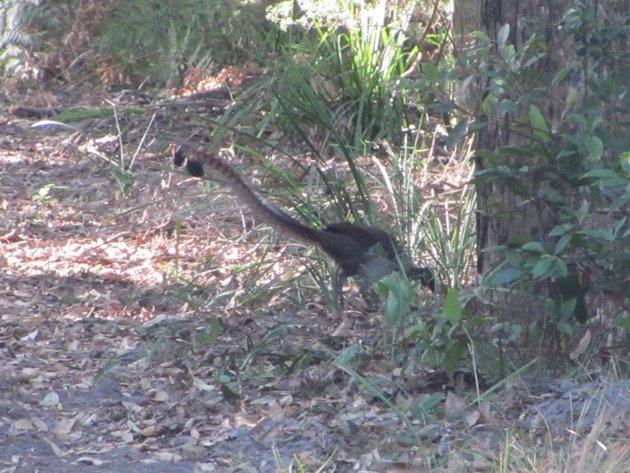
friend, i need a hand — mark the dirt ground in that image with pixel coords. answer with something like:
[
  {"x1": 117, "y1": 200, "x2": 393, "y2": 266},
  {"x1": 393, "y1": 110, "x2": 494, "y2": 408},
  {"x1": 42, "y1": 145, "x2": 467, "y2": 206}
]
[{"x1": 1, "y1": 91, "x2": 629, "y2": 472}]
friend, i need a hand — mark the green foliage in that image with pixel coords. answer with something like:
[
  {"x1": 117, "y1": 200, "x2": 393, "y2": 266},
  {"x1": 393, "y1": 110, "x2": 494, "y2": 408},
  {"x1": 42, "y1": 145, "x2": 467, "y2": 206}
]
[
  {"x1": 267, "y1": 1, "x2": 422, "y2": 146},
  {"x1": 371, "y1": 139, "x2": 440, "y2": 265},
  {"x1": 98, "y1": 0, "x2": 285, "y2": 83},
  {"x1": 267, "y1": 63, "x2": 376, "y2": 223},
  {"x1": 374, "y1": 273, "x2": 502, "y2": 383},
  {"x1": 312, "y1": 2, "x2": 420, "y2": 143},
  {"x1": 423, "y1": 179, "x2": 477, "y2": 290},
  {"x1": 2, "y1": 0, "x2": 84, "y2": 77},
  {"x1": 432, "y1": 289, "x2": 469, "y2": 380},
  {"x1": 0, "y1": 0, "x2": 36, "y2": 75},
  {"x1": 373, "y1": 272, "x2": 425, "y2": 359},
  {"x1": 197, "y1": 77, "x2": 440, "y2": 311},
  {"x1": 474, "y1": 6, "x2": 629, "y2": 337},
  {"x1": 329, "y1": 343, "x2": 418, "y2": 424},
  {"x1": 54, "y1": 107, "x2": 144, "y2": 122}
]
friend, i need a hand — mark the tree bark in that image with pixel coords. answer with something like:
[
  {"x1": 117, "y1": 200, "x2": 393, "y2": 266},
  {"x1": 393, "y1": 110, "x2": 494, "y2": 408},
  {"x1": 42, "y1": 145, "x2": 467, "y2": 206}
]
[
  {"x1": 471, "y1": 0, "x2": 580, "y2": 329},
  {"x1": 475, "y1": 0, "x2": 573, "y2": 275}
]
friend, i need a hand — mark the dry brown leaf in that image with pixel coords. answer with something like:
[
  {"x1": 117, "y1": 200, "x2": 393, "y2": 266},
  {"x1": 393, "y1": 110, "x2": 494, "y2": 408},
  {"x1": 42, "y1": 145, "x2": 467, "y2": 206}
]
[
  {"x1": 148, "y1": 389, "x2": 170, "y2": 402},
  {"x1": 32, "y1": 417, "x2": 49, "y2": 432},
  {"x1": 140, "y1": 425, "x2": 156, "y2": 437},
  {"x1": 9, "y1": 419, "x2": 34, "y2": 436},
  {"x1": 268, "y1": 401, "x2": 284, "y2": 421},
  {"x1": 444, "y1": 391, "x2": 466, "y2": 416},
  {"x1": 110, "y1": 429, "x2": 134, "y2": 443},
  {"x1": 155, "y1": 452, "x2": 183, "y2": 462},
  {"x1": 42, "y1": 437, "x2": 66, "y2": 457},
  {"x1": 465, "y1": 409, "x2": 480, "y2": 427},
  {"x1": 55, "y1": 417, "x2": 77, "y2": 435},
  {"x1": 570, "y1": 329, "x2": 592, "y2": 360}
]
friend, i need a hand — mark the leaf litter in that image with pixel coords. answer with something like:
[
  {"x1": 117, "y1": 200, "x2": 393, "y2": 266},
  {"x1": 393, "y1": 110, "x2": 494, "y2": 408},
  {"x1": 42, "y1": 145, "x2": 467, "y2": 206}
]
[{"x1": 1, "y1": 91, "x2": 628, "y2": 473}]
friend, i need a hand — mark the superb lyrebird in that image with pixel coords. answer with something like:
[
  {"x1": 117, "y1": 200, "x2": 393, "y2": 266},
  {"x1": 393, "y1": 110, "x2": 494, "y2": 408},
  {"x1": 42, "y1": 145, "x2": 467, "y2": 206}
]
[{"x1": 174, "y1": 144, "x2": 435, "y2": 304}]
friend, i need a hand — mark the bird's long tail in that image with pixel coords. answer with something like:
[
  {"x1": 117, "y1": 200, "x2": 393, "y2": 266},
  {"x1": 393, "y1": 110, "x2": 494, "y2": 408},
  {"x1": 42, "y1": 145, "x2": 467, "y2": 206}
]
[{"x1": 173, "y1": 144, "x2": 321, "y2": 245}]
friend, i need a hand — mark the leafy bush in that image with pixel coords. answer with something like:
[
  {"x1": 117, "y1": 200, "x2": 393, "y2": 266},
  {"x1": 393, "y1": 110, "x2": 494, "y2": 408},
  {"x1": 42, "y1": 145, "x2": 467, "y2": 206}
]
[
  {"x1": 269, "y1": 1, "x2": 427, "y2": 146},
  {"x1": 473, "y1": 6, "x2": 629, "y2": 342},
  {"x1": 0, "y1": 0, "x2": 38, "y2": 76},
  {"x1": 98, "y1": 0, "x2": 285, "y2": 83}
]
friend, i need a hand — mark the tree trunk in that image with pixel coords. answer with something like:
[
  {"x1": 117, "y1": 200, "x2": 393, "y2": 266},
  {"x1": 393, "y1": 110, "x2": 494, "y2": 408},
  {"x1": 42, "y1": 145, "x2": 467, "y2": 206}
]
[
  {"x1": 476, "y1": 0, "x2": 571, "y2": 272},
  {"x1": 473, "y1": 0, "x2": 576, "y2": 324}
]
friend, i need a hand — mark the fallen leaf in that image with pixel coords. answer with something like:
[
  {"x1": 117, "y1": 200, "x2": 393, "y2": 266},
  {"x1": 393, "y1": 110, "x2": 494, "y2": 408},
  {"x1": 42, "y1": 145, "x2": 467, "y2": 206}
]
[
  {"x1": 140, "y1": 425, "x2": 156, "y2": 437},
  {"x1": 465, "y1": 409, "x2": 480, "y2": 427},
  {"x1": 76, "y1": 456, "x2": 105, "y2": 465},
  {"x1": 9, "y1": 419, "x2": 34, "y2": 436},
  {"x1": 149, "y1": 389, "x2": 169, "y2": 402},
  {"x1": 41, "y1": 391, "x2": 60, "y2": 407},
  {"x1": 445, "y1": 391, "x2": 466, "y2": 417},
  {"x1": 55, "y1": 417, "x2": 77, "y2": 434},
  {"x1": 268, "y1": 401, "x2": 284, "y2": 421},
  {"x1": 570, "y1": 330, "x2": 591, "y2": 360}
]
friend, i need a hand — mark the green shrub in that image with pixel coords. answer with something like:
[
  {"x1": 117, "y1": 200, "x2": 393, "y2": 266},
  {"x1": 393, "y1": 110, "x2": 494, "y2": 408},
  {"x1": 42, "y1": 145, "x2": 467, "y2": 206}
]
[
  {"x1": 98, "y1": 0, "x2": 285, "y2": 83},
  {"x1": 474, "y1": 6, "x2": 629, "y2": 341}
]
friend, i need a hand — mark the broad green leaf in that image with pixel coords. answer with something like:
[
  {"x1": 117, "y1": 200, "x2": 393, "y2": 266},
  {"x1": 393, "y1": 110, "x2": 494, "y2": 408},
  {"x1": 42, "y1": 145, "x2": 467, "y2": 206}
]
[
  {"x1": 613, "y1": 218, "x2": 627, "y2": 234},
  {"x1": 485, "y1": 267, "x2": 524, "y2": 285},
  {"x1": 568, "y1": 112, "x2": 587, "y2": 128},
  {"x1": 583, "y1": 168, "x2": 618, "y2": 178},
  {"x1": 447, "y1": 118, "x2": 469, "y2": 148},
  {"x1": 578, "y1": 228, "x2": 614, "y2": 240},
  {"x1": 423, "y1": 63, "x2": 439, "y2": 83},
  {"x1": 497, "y1": 24, "x2": 510, "y2": 49},
  {"x1": 552, "y1": 65, "x2": 572, "y2": 87},
  {"x1": 443, "y1": 340, "x2": 466, "y2": 381},
  {"x1": 443, "y1": 288, "x2": 462, "y2": 324},
  {"x1": 470, "y1": 31, "x2": 491, "y2": 42},
  {"x1": 549, "y1": 223, "x2": 575, "y2": 236},
  {"x1": 496, "y1": 99, "x2": 517, "y2": 116},
  {"x1": 555, "y1": 259, "x2": 568, "y2": 278},
  {"x1": 554, "y1": 233, "x2": 572, "y2": 255},
  {"x1": 564, "y1": 87, "x2": 578, "y2": 113},
  {"x1": 559, "y1": 298, "x2": 577, "y2": 319},
  {"x1": 529, "y1": 105, "x2": 550, "y2": 142},
  {"x1": 531, "y1": 258, "x2": 553, "y2": 278},
  {"x1": 521, "y1": 241, "x2": 545, "y2": 253},
  {"x1": 529, "y1": 320, "x2": 541, "y2": 339},
  {"x1": 482, "y1": 94, "x2": 498, "y2": 115},
  {"x1": 558, "y1": 322, "x2": 573, "y2": 336},
  {"x1": 585, "y1": 136, "x2": 603, "y2": 160}
]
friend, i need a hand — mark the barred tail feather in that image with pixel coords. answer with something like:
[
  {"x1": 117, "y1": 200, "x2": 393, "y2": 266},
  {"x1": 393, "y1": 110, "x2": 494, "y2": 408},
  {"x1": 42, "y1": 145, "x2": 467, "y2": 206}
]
[{"x1": 173, "y1": 144, "x2": 320, "y2": 244}]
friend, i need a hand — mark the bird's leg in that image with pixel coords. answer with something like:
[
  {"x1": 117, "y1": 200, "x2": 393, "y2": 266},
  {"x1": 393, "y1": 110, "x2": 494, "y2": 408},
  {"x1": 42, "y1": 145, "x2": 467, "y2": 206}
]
[{"x1": 333, "y1": 268, "x2": 347, "y2": 310}]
